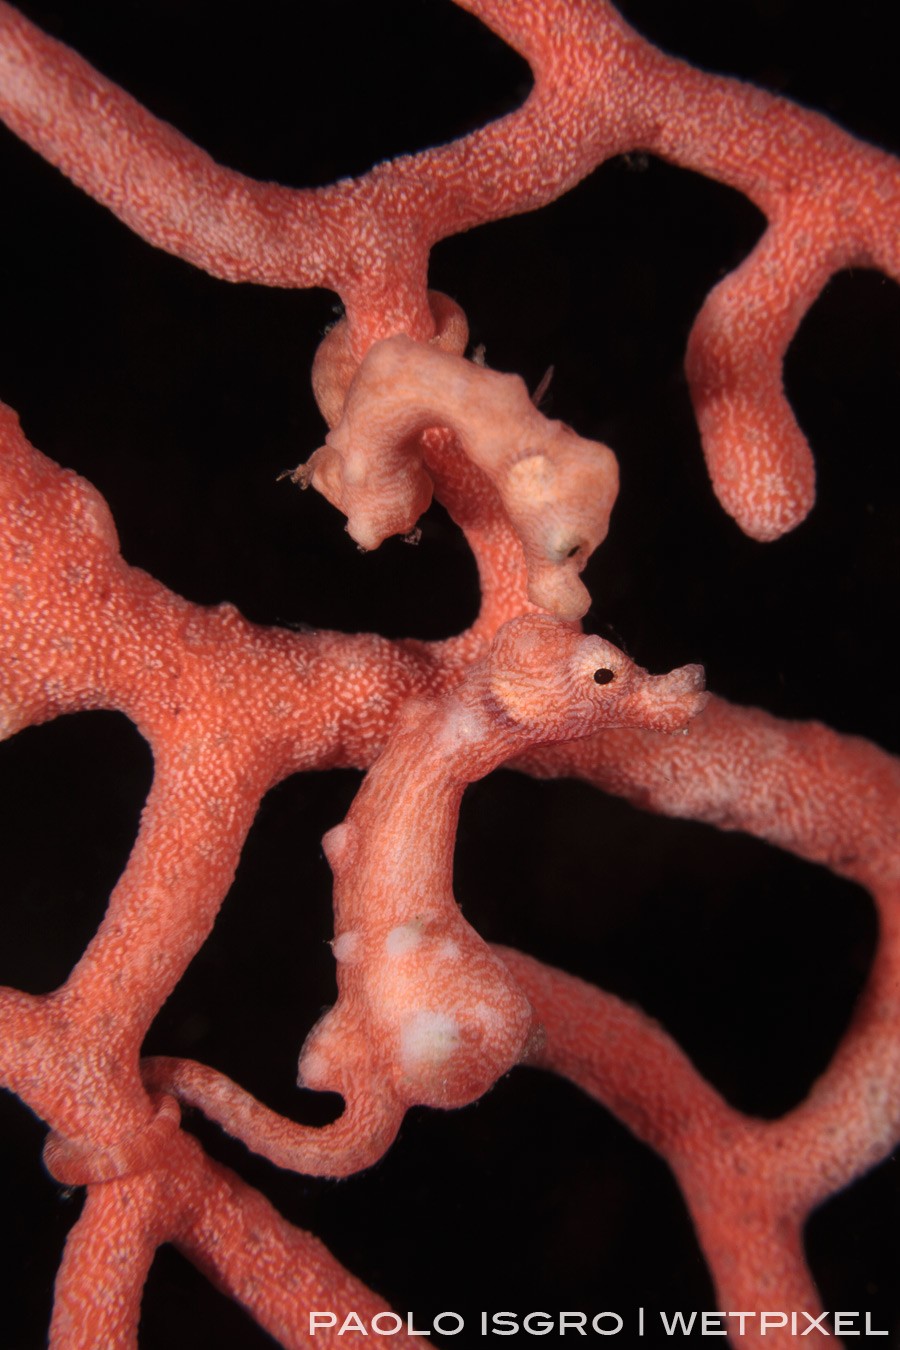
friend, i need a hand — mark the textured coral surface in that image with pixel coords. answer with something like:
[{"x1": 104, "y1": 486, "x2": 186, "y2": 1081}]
[{"x1": 1, "y1": 2, "x2": 899, "y2": 1348}]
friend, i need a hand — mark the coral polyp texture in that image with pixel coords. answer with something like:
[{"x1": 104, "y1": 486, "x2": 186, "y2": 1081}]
[{"x1": 0, "y1": 2, "x2": 898, "y2": 1347}]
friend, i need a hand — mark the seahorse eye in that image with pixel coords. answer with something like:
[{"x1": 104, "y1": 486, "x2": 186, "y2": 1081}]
[{"x1": 593, "y1": 668, "x2": 615, "y2": 685}]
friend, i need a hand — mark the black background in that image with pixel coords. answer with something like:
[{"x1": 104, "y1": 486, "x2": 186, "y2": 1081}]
[{"x1": 1, "y1": 1, "x2": 898, "y2": 1346}]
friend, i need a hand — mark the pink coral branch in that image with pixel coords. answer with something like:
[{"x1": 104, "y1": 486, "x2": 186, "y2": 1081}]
[
  {"x1": 175, "y1": 1135, "x2": 429, "y2": 1350},
  {"x1": 503, "y1": 933, "x2": 900, "y2": 1348},
  {"x1": 2, "y1": 1, "x2": 898, "y2": 533},
  {"x1": 50, "y1": 1126, "x2": 423, "y2": 1349},
  {"x1": 51, "y1": 1175, "x2": 167, "y2": 1348},
  {"x1": 517, "y1": 697, "x2": 900, "y2": 888}
]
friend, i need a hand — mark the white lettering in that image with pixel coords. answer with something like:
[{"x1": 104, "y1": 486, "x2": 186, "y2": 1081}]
[
  {"x1": 523, "y1": 1312, "x2": 553, "y2": 1335},
  {"x1": 560, "y1": 1311, "x2": 587, "y2": 1334},
  {"x1": 728, "y1": 1313, "x2": 755, "y2": 1335},
  {"x1": 432, "y1": 1312, "x2": 464, "y2": 1336},
  {"x1": 371, "y1": 1313, "x2": 402, "y2": 1335},
  {"x1": 339, "y1": 1312, "x2": 369, "y2": 1335},
  {"x1": 660, "y1": 1311, "x2": 697, "y2": 1335},
  {"x1": 307, "y1": 1307, "x2": 894, "y2": 1341},
  {"x1": 592, "y1": 1312, "x2": 623, "y2": 1335},
  {"x1": 490, "y1": 1312, "x2": 518, "y2": 1335}
]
